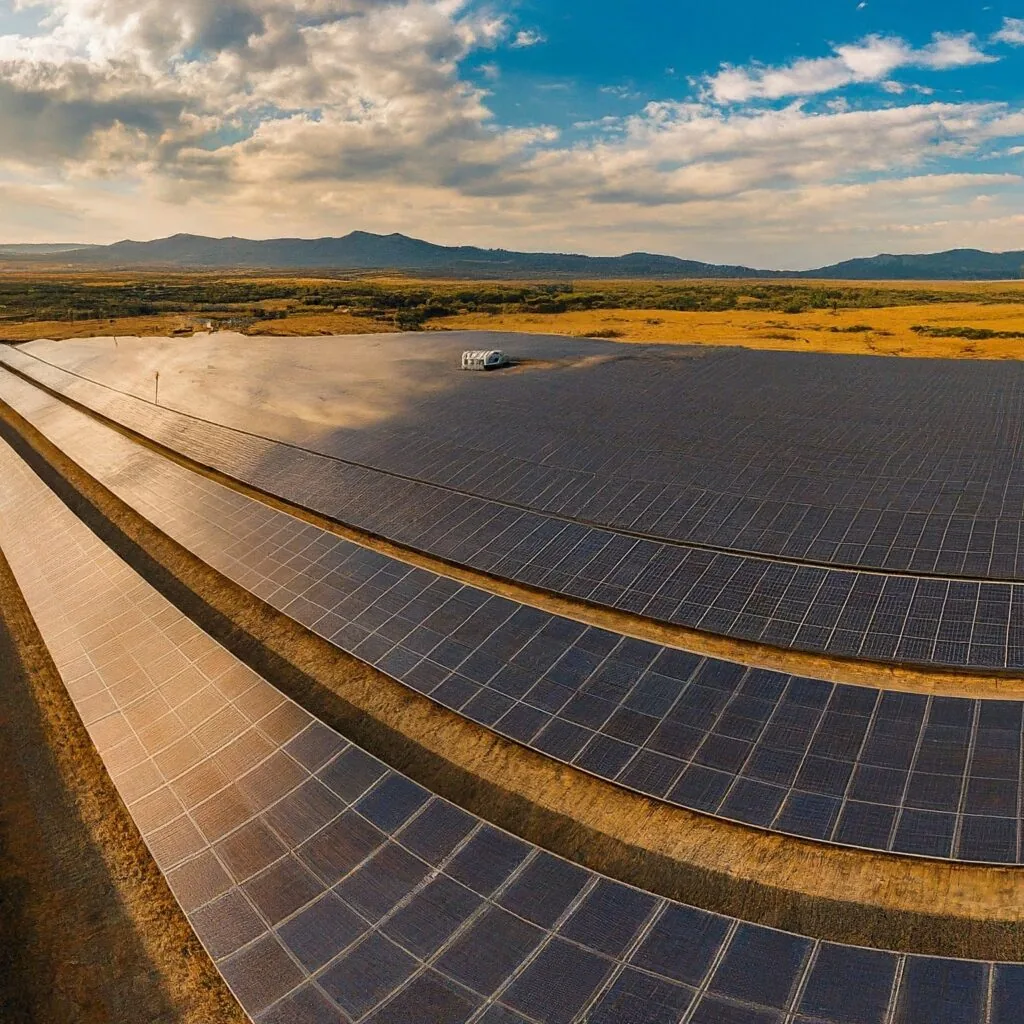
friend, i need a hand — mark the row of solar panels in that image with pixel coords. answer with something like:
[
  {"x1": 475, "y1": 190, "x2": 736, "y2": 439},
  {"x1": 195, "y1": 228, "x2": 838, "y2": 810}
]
[
  {"x1": 4, "y1": 350, "x2": 1024, "y2": 672},
  {"x1": 23, "y1": 340, "x2": 1024, "y2": 579},
  {"x1": 2, "y1": 379, "x2": 1024, "y2": 1024},
  {"x1": 280, "y1": 366, "x2": 1024, "y2": 581},
  {"x1": 6, "y1": 370, "x2": 1024, "y2": 866}
]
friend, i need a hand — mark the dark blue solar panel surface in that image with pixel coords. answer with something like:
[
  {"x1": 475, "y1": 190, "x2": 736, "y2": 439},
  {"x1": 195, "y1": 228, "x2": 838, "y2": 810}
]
[
  {"x1": 8, "y1": 411, "x2": 1024, "y2": 1024},
  {"x1": 8, "y1": 349, "x2": 1024, "y2": 673},
  {"x1": 6, "y1": 370, "x2": 1024, "y2": 866},
  {"x1": 22, "y1": 334, "x2": 1024, "y2": 584},
  {"x1": 13, "y1": 344, "x2": 1024, "y2": 678}
]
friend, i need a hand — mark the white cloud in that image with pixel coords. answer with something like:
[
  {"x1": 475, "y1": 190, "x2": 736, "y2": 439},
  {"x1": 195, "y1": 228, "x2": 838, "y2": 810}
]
[
  {"x1": 518, "y1": 101, "x2": 1024, "y2": 206},
  {"x1": 0, "y1": 0, "x2": 513, "y2": 179},
  {"x1": 511, "y1": 29, "x2": 544, "y2": 48},
  {"x1": 0, "y1": 5, "x2": 1022, "y2": 267},
  {"x1": 702, "y1": 32, "x2": 994, "y2": 104},
  {"x1": 599, "y1": 84, "x2": 641, "y2": 100},
  {"x1": 993, "y1": 18, "x2": 1024, "y2": 45}
]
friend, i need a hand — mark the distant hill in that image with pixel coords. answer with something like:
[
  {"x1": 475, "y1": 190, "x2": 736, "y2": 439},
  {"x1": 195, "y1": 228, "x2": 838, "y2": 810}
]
[
  {"x1": 14, "y1": 232, "x2": 771, "y2": 278},
  {"x1": 1, "y1": 232, "x2": 1022, "y2": 280},
  {"x1": 808, "y1": 249, "x2": 1024, "y2": 281},
  {"x1": 0, "y1": 242, "x2": 98, "y2": 255}
]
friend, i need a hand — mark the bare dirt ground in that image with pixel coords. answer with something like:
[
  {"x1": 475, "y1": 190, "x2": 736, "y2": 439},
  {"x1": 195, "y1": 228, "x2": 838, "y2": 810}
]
[{"x1": 0, "y1": 548, "x2": 246, "y2": 1023}]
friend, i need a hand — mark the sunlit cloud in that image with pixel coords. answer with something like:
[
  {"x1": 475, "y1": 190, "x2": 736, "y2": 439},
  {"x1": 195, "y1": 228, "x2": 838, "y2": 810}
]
[
  {"x1": 700, "y1": 32, "x2": 994, "y2": 104},
  {"x1": 0, "y1": 3, "x2": 1021, "y2": 266},
  {"x1": 992, "y1": 18, "x2": 1024, "y2": 45},
  {"x1": 510, "y1": 28, "x2": 545, "y2": 48}
]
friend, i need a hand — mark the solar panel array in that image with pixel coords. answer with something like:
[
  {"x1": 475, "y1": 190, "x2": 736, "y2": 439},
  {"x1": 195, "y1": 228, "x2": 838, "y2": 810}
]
[
  {"x1": 282, "y1": 343, "x2": 1024, "y2": 581},
  {"x1": 22, "y1": 336, "x2": 1024, "y2": 580},
  {"x1": 7, "y1": 371, "x2": 1024, "y2": 865},
  {"x1": 9, "y1": 424, "x2": 1024, "y2": 1024},
  {"x1": 4, "y1": 351, "x2": 1024, "y2": 672},
  {"x1": 339, "y1": 348, "x2": 1024, "y2": 580}
]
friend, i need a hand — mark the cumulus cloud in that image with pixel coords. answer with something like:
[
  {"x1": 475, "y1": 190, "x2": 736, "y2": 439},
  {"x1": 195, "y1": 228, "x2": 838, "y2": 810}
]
[
  {"x1": 510, "y1": 29, "x2": 545, "y2": 48},
  {"x1": 993, "y1": 18, "x2": 1024, "y2": 45},
  {"x1": 0, "y1": 4, "x2": 1022, "y2": 266},
  {"x1": 0, "y1": 0, "x2": 512, "y2": 177},
  {"x1": 701, "y1": 32, "x2": 994, "y2": 104},
  {"x1": 516, "y1": 100, "x2": 1024, "y2": 210}
]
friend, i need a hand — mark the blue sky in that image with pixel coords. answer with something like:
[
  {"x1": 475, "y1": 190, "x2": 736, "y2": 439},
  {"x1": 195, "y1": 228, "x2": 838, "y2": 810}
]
[
  {"x1": 483, "y1": 1, "x2": 1024, "y2": 120},
  {"x1": 0, "y1": 0, "x2": 1023, "y2": 266}
]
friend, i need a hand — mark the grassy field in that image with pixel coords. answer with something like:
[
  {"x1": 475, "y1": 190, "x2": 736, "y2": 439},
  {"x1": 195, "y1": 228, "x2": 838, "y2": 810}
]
[
  {"x1": 430, "y1": 301, "x2": 1024, "y2": 359},
  {"x1": 3, "y1": 271, "x2": 1024, "y2": 357},
  {"x1": 0, "y1": 310, "x2": 393, "y2": 342}
]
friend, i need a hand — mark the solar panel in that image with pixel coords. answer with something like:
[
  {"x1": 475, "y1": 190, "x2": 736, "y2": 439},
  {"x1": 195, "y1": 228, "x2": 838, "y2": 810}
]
[
  {"x1": 6, "y1": 368, "x2": 1024, "y2": 865},
  {"x1": 9, "y1": 351, "x2": 1024, "y2": 676},
  {"x1": 10, "y1": 371, "x2": 1024, "y2": 1022}
]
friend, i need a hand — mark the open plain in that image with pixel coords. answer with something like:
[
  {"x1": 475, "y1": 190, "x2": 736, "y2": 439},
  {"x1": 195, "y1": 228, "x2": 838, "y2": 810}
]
[{"x1": 4, "y1": 274, "x2": 1024, "y2": 358}]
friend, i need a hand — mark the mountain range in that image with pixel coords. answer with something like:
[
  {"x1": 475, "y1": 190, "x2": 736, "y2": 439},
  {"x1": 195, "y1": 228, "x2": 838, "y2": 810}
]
[{"x1": 2, "y1": 231, "x2": 1023, "y2": 280}]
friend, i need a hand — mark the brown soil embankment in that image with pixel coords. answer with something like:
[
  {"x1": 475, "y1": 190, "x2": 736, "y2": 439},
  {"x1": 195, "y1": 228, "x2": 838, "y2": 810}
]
[
  {"x1": 0, "y1": 548, "x2": 246, "y2": 1023},
  {"x1": 5, "y1": 393, "x2": 1024, "y2": 961}
]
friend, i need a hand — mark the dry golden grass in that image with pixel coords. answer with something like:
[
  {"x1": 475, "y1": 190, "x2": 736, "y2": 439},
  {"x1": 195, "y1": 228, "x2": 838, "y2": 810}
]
[
  {"x1": 0, "y1": 311, "x2": 397, "y2": 342},
  {"x1": 5, "y1": 271, "x2": 1024, "y2": 352},
  {"x1": 17, "y1": 301, "x2": 1024, "y2": 356},
  {"x1": 0, "y1": 314, "x2": 198, "y2": 342},
  {"x1": 247, "y1": 311, "x2": 396, "y2": 336},
  {"x1": 429, "y1": 302, "x2": 1024, "y2": 359}
]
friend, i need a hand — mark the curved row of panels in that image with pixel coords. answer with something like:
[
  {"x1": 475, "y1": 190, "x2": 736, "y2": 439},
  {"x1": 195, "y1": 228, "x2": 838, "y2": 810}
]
[
  {"x1": 23, "y1": 336, "x2": 1024, "y2": 579},
  {"x1": 4, "y1": 349, "x2": 1024, "y2": 673},
  {"x1": 4, "y1": 372, "x2": 1024, "y2": 1024},
  {"x1": 6, "y1": 370, "x2": 1024, "y2": 866}
]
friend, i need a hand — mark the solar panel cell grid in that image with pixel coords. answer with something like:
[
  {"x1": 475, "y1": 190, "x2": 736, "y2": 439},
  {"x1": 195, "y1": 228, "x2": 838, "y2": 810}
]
[
  {"x1": 9, "y1": 370, "x2": 1024, "y2": 865},
  {"x1": 14, "y1": 351, "x2": 1024, "y2": 673},
  {"x1": 13, "y1": 433, "x2": 1000, "y2": 1023}
]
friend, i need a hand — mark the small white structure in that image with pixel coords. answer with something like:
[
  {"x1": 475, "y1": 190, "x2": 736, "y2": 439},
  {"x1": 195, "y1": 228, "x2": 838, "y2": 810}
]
[{"x1": 461, "y1": 349, "x2": 510, "y2": 371}]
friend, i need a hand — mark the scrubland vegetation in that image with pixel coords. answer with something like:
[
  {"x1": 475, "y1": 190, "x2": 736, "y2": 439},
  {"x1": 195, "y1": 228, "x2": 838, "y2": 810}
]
[{"x1": 3, "y1": 272, "x2": 1024, "y2": 357}]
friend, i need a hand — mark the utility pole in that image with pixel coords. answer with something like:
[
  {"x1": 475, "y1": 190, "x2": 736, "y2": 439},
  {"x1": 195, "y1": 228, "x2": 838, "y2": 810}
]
[{"x1": 154, "y1": 371, "x2": 160, "y2": 406}]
